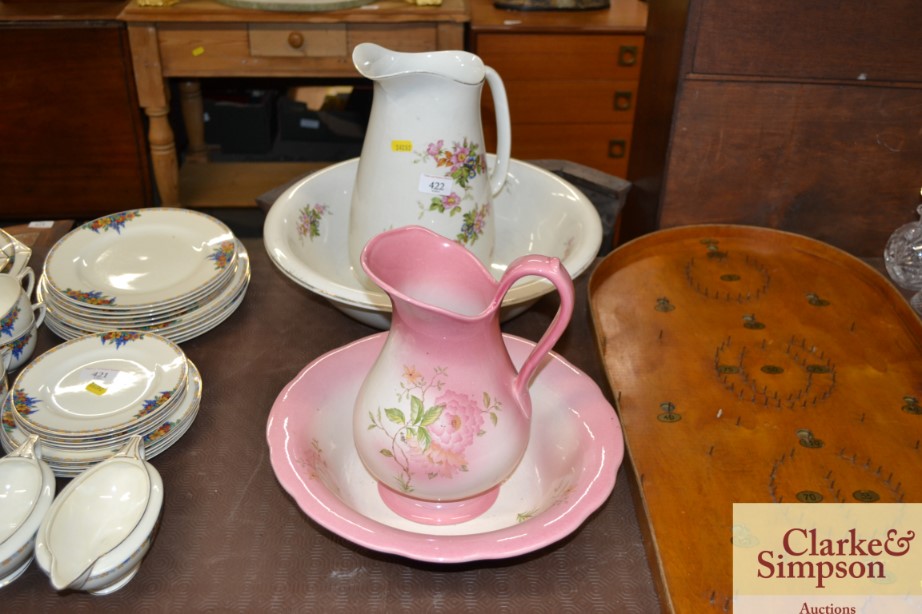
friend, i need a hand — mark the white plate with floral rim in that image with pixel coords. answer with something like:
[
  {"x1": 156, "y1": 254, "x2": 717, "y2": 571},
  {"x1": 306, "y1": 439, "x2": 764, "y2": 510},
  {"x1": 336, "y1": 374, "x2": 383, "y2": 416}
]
[
  {"x1": 13, "y1": 379, "x2": 188, "y2": 450},
  {"x1": 40, "y1": 252, "x2": 241, "y2": 326},
  {"x1": 38, "y1": 257, "x2": 235, "y2": 324},
  {"x1": 11, "y1": 331, "x2": 188, "y2": 437},
  {"x1": 41, "y1": 264, "x2": 250, "y2": 345},
  {"x1": 8, "y1": 369, "x2": 188, "y2": 450},
  {"x1": 263, "y1": 157, "x2": 602, "y2": 329},
  {"x1": 266, "y1": 332, "x2": 623, "y2": 563},
  {"x1": 43, "y1": 285, "x2": 248, "y2": 346},
  {"x1": 40, "y1": 243, "x2": 250, "y2": 336},
  {"x1": 1, "y1": 361, "x2": 201, "y2": 474},
  {"x1": 44, "y1": 208, "x2": 237, "y2": 311}
]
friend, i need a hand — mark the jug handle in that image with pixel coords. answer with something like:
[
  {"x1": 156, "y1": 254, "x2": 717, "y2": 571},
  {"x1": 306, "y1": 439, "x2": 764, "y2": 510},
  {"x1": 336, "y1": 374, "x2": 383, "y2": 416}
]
[
  {"x1": 494, "y1": 255, "x2": 575, "y2": 399},
  {"x1": 485, "y1": 66, "x2": 511, "y2": 198}
]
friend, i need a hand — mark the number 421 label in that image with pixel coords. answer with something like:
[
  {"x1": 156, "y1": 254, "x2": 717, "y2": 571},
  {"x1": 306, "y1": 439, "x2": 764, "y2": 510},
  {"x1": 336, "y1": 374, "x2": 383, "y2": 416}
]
[
  {"x1": 81, "y1": 367, "x2": 120, "y2": 396},
  {"x1": 418, "y1": 174, "x2": 454, "y2": 196}
]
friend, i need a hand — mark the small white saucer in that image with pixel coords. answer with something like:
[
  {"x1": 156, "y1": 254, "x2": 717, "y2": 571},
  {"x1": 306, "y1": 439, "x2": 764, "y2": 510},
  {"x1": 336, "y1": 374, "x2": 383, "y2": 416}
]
[
  {"x1": 263, "y1": 157, "x2": 602, "y2": 329},
  {"x1": 266, "y1": 333, "x2": 623, "y2": 563}
]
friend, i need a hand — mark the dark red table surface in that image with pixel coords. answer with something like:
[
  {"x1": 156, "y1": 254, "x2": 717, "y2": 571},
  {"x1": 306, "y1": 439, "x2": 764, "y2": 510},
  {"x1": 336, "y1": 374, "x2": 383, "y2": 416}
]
[{"x1": 1, "y1": 221, "x2": 662, "y2": 612}]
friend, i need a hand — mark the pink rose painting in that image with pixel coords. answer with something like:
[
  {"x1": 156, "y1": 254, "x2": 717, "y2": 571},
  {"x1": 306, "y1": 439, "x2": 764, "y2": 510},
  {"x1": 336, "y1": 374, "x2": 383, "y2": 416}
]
[{"x1": 366, "y1": 365, "x2": 502, "y2": 493}]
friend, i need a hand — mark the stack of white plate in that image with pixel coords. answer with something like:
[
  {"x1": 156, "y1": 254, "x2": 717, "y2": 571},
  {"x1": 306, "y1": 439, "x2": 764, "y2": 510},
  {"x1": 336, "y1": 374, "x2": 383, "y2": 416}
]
[
  {"x1": 0, "y1": 331, "x2": 201, "y2": 477},
  {"x1": 37, "y1": 208, "x2": 249, "y2": 344}
]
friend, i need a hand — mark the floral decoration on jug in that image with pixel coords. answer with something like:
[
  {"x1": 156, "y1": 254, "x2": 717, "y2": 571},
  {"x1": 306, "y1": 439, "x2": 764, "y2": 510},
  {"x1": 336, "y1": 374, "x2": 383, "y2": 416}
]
[
  {"x1": 416, "y1": 139, "x2": 490, "y2": 246},
  {"x1": 366, "y1": 364, "x2": 502, "y2": 493}
]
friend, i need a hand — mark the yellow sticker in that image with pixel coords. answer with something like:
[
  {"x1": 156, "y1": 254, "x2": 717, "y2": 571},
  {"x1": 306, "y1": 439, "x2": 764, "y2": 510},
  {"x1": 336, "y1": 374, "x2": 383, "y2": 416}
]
[
  {"x1": 192, "y1": 46, "x2": 205, "y2": 57},
  {"x1": 85, "y1": 382, "x2": 107, "y2": 396},
  {"x1": 391, "y1": 140, "x2": 412, "y2": 152}
]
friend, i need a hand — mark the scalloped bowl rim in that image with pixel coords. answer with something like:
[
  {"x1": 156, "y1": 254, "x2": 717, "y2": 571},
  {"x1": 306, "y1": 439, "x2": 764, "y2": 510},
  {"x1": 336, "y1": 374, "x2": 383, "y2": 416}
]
[{"x1": 266, "y1": 333, "x2": 623, "y2": 563}]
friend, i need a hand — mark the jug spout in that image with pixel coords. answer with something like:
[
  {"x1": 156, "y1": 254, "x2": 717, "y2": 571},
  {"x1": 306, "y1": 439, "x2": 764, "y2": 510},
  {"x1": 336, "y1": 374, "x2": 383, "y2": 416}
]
[
  {"x1": 361, "y1": 226, "x2": 498, "y2": 323},
  {"x1": 352, "y1": 42, "x2": 487, "y2": 85}
]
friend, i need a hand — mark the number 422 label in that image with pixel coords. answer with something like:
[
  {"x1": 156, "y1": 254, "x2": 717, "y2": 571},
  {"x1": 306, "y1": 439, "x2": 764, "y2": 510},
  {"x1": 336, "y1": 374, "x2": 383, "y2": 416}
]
[{"x1": 418, "y1": 174, "x2": 454, "y2": 196}]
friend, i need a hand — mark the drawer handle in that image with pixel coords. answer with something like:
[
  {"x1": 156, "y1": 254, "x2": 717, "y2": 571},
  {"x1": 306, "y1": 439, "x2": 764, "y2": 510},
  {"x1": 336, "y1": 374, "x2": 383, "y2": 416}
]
[
  {"x1": 617, "y1": 45, "x2": 638, "y2": 67},
  {"x1": 613, "y1": 90, "x2": 633, "y2": 111},
  {"x1": 608, "y1": 139, "x2": 627, "y2": 159},
  {"x1": 288, "y1": 32, "x2": 305, "y2": 49}
]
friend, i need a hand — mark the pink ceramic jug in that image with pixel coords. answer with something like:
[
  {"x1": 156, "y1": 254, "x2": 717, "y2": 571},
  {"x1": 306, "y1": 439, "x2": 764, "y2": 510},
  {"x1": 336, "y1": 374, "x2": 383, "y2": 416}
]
[{"x1": 352, "y1": 226, "x2": 574, "y2": 525}]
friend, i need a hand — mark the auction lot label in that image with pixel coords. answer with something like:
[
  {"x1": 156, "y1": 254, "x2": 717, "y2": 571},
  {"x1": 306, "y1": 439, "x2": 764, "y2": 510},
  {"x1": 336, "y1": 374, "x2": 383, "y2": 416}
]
[{"x1": 733, "y1": 504, "x2": 922, "y2": 613}]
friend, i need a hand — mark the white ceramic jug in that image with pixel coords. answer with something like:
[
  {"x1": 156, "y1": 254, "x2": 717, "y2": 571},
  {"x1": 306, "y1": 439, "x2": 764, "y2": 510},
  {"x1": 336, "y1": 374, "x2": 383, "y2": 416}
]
[{"x1": 348, "y1": 43, "x2": 511, "y2": 285}]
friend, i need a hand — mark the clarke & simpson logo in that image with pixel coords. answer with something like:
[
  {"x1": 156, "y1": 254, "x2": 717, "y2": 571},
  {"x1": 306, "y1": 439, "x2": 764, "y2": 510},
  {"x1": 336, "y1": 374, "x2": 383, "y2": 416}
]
[
  {"x1": 756, "y1": 527, "x2": 915, "y2": 588},
  {"x1": 733, "y1": 504, "x2": 922, "y2": 613}
]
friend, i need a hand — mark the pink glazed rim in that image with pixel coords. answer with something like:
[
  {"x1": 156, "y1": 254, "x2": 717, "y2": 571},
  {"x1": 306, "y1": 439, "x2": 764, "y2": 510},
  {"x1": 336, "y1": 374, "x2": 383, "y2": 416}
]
[{"x1": 266, "y1": 333, "x2": 624, "y2": 564}]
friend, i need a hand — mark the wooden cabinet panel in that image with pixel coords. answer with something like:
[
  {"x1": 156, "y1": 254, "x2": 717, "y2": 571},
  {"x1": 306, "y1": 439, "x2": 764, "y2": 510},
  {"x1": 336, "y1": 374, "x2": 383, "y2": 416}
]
[
  {"x1": 0, "y1": 22, "x2": 151, "y2": 219},
  {"x1": 659, "y1": 80, "x2": 922, "y2": 257},
  {"x1": 158, "y1": 23, "x2": 438, "y2": 76},
  {"x1": 345, "y1": 23, "x2": 440, "y2": 52},
  {"x1": 482, "y1": 79, "x2": 637, "y2": 125},
  {"x1": 626, "y1": 0, "x2": 922, "y2": 257},
  {"x1": 475, "y1": 33, "x2": 643, "y2": 81},
  {"x1": 693, "y1": 0, "x2": 922, "y2": 82},
  {"x1": 485, "y1": 122, "x2": 632, "y2": 178},
  {"x1": 470, "y1": 1, "x2": 646, "y2": 182}
]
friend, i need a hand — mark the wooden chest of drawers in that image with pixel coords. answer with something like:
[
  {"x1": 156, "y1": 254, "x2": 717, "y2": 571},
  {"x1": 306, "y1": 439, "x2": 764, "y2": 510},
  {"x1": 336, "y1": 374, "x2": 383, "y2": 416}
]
[
  {"x1": 469, "y1": 0, "x2": 647, "y2": 179},
  {"x1": 624, "y1": 0, "x2": 922, "y2": 257}
]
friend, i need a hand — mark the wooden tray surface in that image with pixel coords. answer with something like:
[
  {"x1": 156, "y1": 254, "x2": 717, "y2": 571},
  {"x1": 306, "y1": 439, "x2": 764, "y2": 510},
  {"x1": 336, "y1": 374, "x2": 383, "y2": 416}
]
[{"x1": 588, "y1": 225, "x2": 922, "y2": 613}]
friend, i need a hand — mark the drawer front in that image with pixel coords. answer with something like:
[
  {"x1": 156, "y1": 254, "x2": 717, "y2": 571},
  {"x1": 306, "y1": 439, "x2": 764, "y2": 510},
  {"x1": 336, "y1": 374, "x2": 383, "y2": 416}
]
[
  {"x1": 483, "y1": 79, "x2": 638, "y2": 125},
  {"x1": 158, "y1": 24, "x2": 439, "y2": 76},
  {"x1": 484, "y1": 122, "x2": 632, "y2": 178},
  {"x1": 249, "y1": 24, "x2": 347, "y2": 58},
  {"x1": 475, "y1": 33, "x2": 643, "y2": 81},
  {"x1": 694, "y1": 0, "x2": 922, "y2": 82}
]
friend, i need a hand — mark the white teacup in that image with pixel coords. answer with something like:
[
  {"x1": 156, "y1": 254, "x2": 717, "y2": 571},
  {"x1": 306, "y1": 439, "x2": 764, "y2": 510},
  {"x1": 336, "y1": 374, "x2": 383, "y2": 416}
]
[
  {"x1": 0, "y1": 268, "x2": 38, "y2": 341},
  {"x1": 2, "y1": 311, "x2": 43, "y2": 371}
]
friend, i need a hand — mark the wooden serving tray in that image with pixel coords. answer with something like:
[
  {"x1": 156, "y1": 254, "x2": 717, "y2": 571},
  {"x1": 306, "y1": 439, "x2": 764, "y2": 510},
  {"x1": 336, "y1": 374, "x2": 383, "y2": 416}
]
[{"x1": 588, "y1": 225, "x2": 922, "y2": 613}]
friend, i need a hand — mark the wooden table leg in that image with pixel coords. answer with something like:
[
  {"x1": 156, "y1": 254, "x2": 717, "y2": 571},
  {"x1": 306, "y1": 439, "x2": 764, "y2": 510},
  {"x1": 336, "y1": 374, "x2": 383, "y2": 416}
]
[
  {"x1": 126, "y1": 24, "x2": 181, "y2": 207},
  {"x1": 146, "y1": 104, "x2": 181, "y2": 207},
  {"x1": 179, "y1": 80, "x2": 209, "y2": 164}
]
